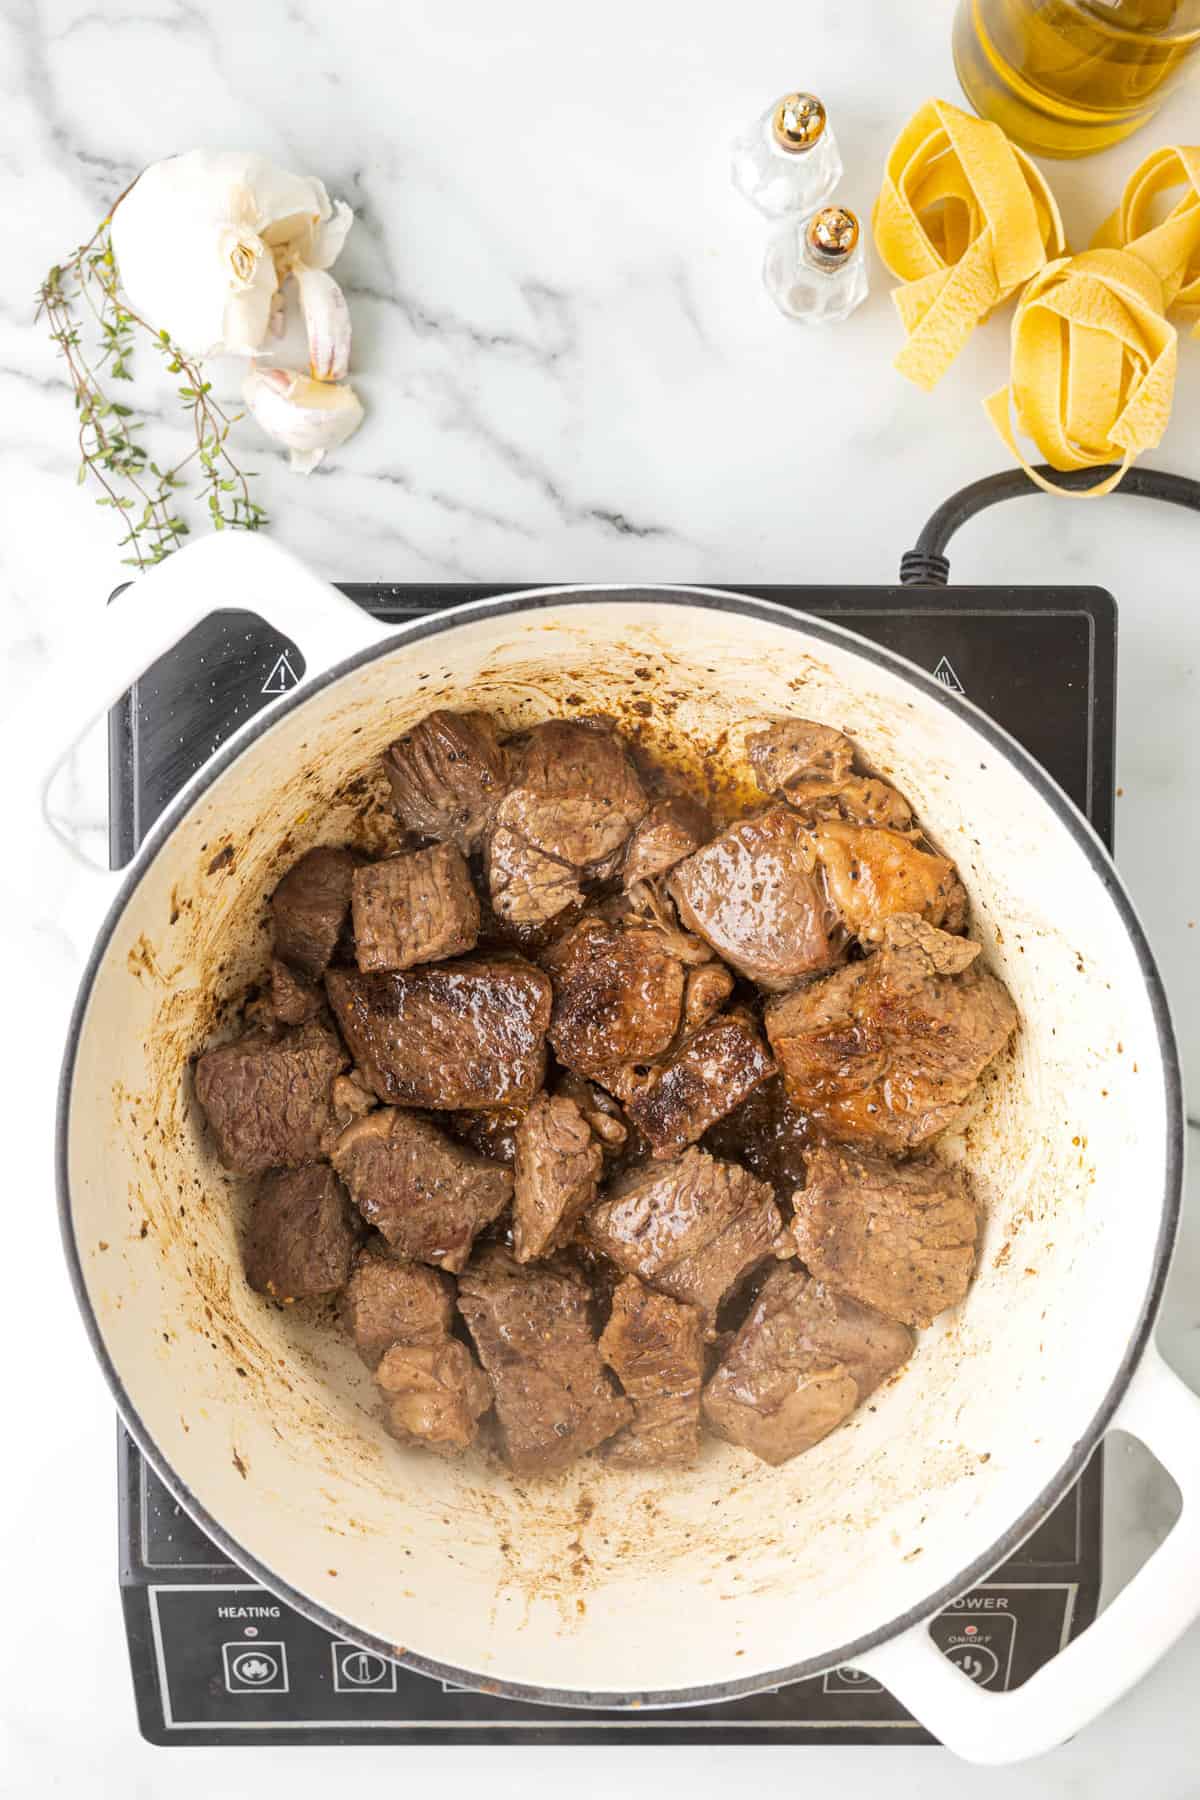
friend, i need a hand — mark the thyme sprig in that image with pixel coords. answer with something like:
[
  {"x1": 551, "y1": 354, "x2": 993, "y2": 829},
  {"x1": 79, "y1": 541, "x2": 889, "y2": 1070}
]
[{"x1": 36, "y1": 214, "x2": 267, "y2": 568}]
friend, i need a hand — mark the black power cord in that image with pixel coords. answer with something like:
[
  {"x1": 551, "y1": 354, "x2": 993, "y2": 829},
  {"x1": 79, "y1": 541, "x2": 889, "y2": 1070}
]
[
  {"x1": 900, "y1": 461, "x2": 1200, "y2": 1132},
  {"x1": 899, "y1": 463, "x2": 1200, "y2": 586}
]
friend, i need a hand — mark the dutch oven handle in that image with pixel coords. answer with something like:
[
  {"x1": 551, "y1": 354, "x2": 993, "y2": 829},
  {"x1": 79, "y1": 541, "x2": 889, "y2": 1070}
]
[
  {"x1": 15, "y1": 532, "x2": 391, "y2": 930},
  {"x1": 850, "y1": 1343, "x2": 1200, "y2": 1762}
]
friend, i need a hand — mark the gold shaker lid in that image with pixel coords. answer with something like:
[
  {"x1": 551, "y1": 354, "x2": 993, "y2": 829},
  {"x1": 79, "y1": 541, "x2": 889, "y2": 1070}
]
[
  {"x1": 806, "y1": 205, "x2": 860, "y2": 260},
  {"x1": 772, "y1": 92, "x2": 826, "y2": 152}
]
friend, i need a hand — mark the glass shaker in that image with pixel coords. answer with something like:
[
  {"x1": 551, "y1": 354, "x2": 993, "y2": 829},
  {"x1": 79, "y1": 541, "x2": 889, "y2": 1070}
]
[{"x1": 731, "y1": 92, "x2": 843, "y2": 217}]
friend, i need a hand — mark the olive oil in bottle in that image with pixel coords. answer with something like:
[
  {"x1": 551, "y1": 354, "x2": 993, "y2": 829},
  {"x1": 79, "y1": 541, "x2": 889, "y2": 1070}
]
[{"x1": 953, "y1": 0, "x2": 1200, "y2": 157}]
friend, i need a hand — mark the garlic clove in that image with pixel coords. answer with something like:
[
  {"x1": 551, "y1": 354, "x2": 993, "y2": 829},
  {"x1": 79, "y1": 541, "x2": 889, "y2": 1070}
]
[
  {"x1": 310, "y1": 200, "x2": 354, "y2": 272},
  {"x1": 294, "y1": 264, "x2": 352, "y2": 382},
  {"x1": 242, "y1": 365, "x2": 363, "y2": 473}
]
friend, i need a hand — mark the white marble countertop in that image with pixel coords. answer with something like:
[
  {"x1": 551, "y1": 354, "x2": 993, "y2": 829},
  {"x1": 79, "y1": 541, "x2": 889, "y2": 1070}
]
[{"x1": 2, "y1": 0, "x2": 1198, "y2": 1792}]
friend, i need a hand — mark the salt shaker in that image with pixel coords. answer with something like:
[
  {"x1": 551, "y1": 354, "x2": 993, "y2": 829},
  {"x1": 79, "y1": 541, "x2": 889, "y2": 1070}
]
[
  {"x1": 763, "y1": 205, "x2": 868, "y2": 325},
  {"x1": 730, "y1": 92, "x2": 843, "y2": 219}
]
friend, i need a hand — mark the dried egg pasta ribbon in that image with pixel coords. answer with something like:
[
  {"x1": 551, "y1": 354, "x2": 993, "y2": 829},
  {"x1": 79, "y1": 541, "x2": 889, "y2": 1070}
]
[
  {"x1": 984, "y1": 249, "x2": 1177, "y2": 497},
  {"x1": 873, "y1": 98, "x2": 1064, "y2": 391},
  {"x1": 1093, "y1": 145, "x2": 1200, "y2": 331}
]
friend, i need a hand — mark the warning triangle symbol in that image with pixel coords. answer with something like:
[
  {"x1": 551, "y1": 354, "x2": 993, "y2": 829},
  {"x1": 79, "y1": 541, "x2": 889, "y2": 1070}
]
[
  {"x1": 932, "y1": 655, "x2": 965, "y2": 694},
  {"x1": 261, "y1": 651, "x2": 300, "y2": 696}
]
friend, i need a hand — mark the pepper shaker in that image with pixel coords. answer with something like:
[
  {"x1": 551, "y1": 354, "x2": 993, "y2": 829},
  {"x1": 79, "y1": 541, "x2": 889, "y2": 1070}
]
[
  {"x1": 731, "y1": 92, "x2": 843, "y2": 219},
  {"x1": 762, "y1": 205, "x2": 868, "y2": 325}
]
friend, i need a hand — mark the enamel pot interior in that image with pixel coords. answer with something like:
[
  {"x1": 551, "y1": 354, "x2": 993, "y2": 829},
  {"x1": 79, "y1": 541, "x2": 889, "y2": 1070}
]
[{"x1": 60, "y1": 590, "x2": 1178, "y2": 1702}]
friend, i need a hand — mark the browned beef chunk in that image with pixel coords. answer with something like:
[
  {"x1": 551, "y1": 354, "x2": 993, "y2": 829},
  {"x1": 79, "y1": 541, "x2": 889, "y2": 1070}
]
[
  {"x1": 704, "y1": 1075, "x2": 813, "y2": 1201},
  {"x1": 457, "y1": 1244, "x2": 631, "y2": 1475},
  {"x1": 271, "y1": 846, "x2": 359, "y2": 978},
  {"x1": 484, "y1": 830, "x2": 583, "y2": 934},
  {"x1": 584, "y1": 1148, "x2": 784, "y2": 1318},
  {"x1": 194, "y1": 1021, "x2": 348, "y2": 1175},
  {"x1": 341, "y1": 1248, "x2": 454, "y2": 1366},
  {"x1": 376, "y1": 1338, "x2": 493, "y2": 1453},
  {"x1": 622, "y1": 795, "x2": 712, "y2": 889},
  {"x1": 351, "y1": 843, "x2": 480, "y2": 973},
  {"x1": 332, "y1": 1109, "x2": 513, "y2": 1272},
  {"x1": 484, "y1": 720, "x2": 646, "y2": 929},
  {"x1": 613, "y1": 1012, "x2": 775, "y2": 1159},
  {"x1": 748, "y1": 719, "x2": 915, "y2": 830},
  {"x1": 702, "y1": 1267, "x2": 913, "y2": 1465},
  {"x1": 268, "y1": 957, "x2": 322, "y2": 1025},
  {"x1": 792, "y1": 1141, "x2": 978, "y2": 1328},
  {"x1": 542, "y1": 912, "x2": 686, "y2": 1083},
  {"x1": 383, "y1": 709, "x2": 508, "y2": 853},
  {"x1": 803, "y1": 820, "x2": 966, "y2": 945},
  {"x1": 445, "y1": 1106, "x2": 522, "y2": 1166},
  {"x1": 667, "y1": 805, "x2": 833, "y2": 989},
  {"x1": 512, "y1": 1091, "x2": 603, "y2": 1261},
  {"x1": 734, "y1": 723, "x2": 965, "y2": 948},
  {"x1": 244, "y1": 1165, "x2": 360, "y2": 1301},
  {"x1": 747, "y1": 719, "x2": 855, "y2": 794},
  {"x1": 764, "y1": 915, "x2": 1018, "y2": 1149},
  {"x1": 599, "y1": 1276, "x2": 704, "y2": 1466},
  {"x1": 325, "y1": 956, "x2": 552, "y2": 1111},
  {"x1": 554, "y1": 1071, "x2": 628, "y2": 1153}
]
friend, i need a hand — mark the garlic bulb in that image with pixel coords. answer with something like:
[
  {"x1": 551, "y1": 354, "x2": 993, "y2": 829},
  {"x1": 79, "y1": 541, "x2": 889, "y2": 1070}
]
[
  {"x1": 110, "y1": 150, "x2": 354, "y2": 362},
  {"x1": 242, "y1": 367, "x2": 364, "y2": 474}
]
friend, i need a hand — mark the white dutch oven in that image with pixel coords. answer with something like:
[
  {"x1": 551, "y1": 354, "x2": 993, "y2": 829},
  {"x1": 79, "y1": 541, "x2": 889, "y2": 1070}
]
[{"x1": 26, "y1": 535, "x2": 1200, "y2": 1762}]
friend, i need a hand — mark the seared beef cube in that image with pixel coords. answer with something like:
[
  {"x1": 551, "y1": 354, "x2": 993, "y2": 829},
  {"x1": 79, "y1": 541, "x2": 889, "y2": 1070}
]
[
  {"x1": 614, "y1": 1012, "x2": 775, "y2": 1158},
  {"x1": 747, "y1": 719, "x2": 914, "y2": 829},
  {"x1": 484, "y1": 720, "x2": 646, "y2": 929},
  {"x1": 484, "y1": 829, "x2": 583, "y2": 932},
  {"x1": 458, "y1": 1244, "x2": 631, "y2": 1475},
  {"x1": 194, "y1": 1021, "x2": 348, "y2": 1175},
  {"x1": 747, "y1": 719, "x2": 855, "y2": 795},
  {"x1": 268, "y1": 957, "x2": 322, "y2": 1025},
  {"x1": 543, "y1": 912, "x2": 686, "y2": 1083},
  {"x1": 584, "y1": 1147, "x2": 784, "y2": 1319},
  {"x1": 704, "y1": 1075, "x2": 812, "y2": 1201},
  {"x1": 792, "y1": 1141, "x2": 978, "y2": 1328},
  {"x1": 623, "y1": 795, "x2": 712, "y2": 889},
  {"x1": 806, "y1": 820, "x2": 966, "y2": 945},
  {"x1": 341, "y1": 1249, "x2": 455, "y2": 1366},
  {"x1": 668, "y1": 805, "x2": 833, "y2": 989},
  {"x1": 351, "y1": 843, "x2": 480, "y2": 973},
  {"x1": 332, "y1": 1109, "x2": 512, "y2": 1272},
  {"x1": 271, "y1": 846, "x2": 359, "y2": 978},
  {"x1": 555, "y1": 1071, "x2": 628, "y2": 1152},
  {"x1": 765, "y1": 915, "x2": 1018, "y2": 1149},
  {"x1": 376, "y1": 1338, "x2": 493, "y2": 1453},
  {"x1": 703, "y1": 1267, "x2": 913, "y2": 1465},
  {"x1": 507, "y1": 719, "x2": 647, "y2": 867},
  {"x1": 383, "y1": 709, "x2": 507, "y2": 852},
  {"x1": 600, "y1": 1277, "x2": 704, "y2": 1466},
  {"x1": 512, "y1": 1091, "x2": 603, "y2": 1261},
  {"x1": 244, "y1": 1165, "x2": 359, "y2": 1301},
  {"x1": 325, "y1": 955, "x2": 552, "y2": 1111},
  {"x1": 339, "y1": 1241, "x2": 493, "y2": 1449}
]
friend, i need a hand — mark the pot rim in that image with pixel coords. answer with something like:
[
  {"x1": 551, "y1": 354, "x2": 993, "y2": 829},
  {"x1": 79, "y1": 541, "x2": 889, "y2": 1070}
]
[{"x1": 56, "y1": 582, "x2": 1184, "y2": 1710}]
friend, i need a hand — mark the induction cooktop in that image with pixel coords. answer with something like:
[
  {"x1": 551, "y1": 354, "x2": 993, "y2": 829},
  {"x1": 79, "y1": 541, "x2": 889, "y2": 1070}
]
[{"x1": 110, "y1": 579, "x2": 1114, "y2": 1745}]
